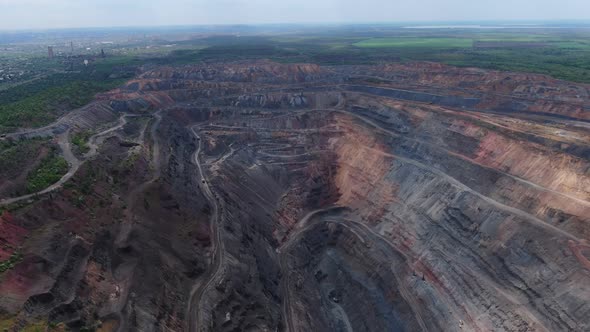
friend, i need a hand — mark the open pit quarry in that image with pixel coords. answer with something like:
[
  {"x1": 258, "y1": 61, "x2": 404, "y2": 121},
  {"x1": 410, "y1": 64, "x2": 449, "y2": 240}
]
[{"x1": 0, "y1": 60, "x2": 589, "y2": 331}]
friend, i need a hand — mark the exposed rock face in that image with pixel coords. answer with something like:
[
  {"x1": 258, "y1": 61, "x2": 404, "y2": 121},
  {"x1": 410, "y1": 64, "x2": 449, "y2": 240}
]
[
  {"x1": 139, "y1": 61, "x2": 326, "y2": 83},
  {"x1": 340, "y1": 62, "x2": 590, "y2": 121},
  {"x1": 0, "y1": 61, "x2": 589, "y2": 332}
]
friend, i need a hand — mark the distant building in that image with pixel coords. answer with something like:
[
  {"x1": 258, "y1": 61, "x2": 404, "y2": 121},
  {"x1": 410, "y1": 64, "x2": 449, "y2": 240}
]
[{"x1": 48, "y1": 46, "x2": 54, "y2": 59}]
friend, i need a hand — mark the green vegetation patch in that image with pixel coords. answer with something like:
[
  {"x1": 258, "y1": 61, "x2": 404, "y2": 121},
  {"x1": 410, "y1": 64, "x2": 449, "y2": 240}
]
[
  {"x1": 119, "y1": 152, "x2": 141, "y2": 172},
  {"x1": 0, "y1": 316, "x2": 17, "y2": 331},
  {"x1": 160, "y1": 44, "x2": 300, "y2": 65},
  {"x1": 21, "y1": 321, "x2": 50, "y2": 332},
  {"x1": 0, "y1": 251, "x2": 23, "y2": 274},
  {"x1": 72, "y1": 130, "x2": 93, "y2": 154},
  {"x1": 26, "y1": 150, "x2": 68, "y2": 193},
  {"x1": 349, "y1": 33, "x2": 590, "y2": 82},
  {"x1": 0, "y1": 55, "x2": 136, "y2": 133},
  {"x1": 0, "y1": 139, "x2": 45, "y2": 178},
  {"x1": 554, "y1": 40, "x2": 590, "y2": 49},
  {"x1": 435, "y1": 49, "x2": 590, "y2": 83},
  {"x1": 354, "y1": 37, "x2": 473, "y2": 48},
  {"x1": 0, "y1": 79, "x2": 121, "y2": 132}
]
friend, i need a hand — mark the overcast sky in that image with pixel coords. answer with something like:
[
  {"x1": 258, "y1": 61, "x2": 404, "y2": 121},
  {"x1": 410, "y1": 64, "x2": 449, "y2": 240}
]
[{"x1": 1, "y1": 0, "x2": 589, "y2": 30}]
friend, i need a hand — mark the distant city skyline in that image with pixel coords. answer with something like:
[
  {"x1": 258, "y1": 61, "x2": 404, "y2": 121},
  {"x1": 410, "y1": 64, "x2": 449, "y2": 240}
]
[{"x1": 1, "y1": 0, "x2": 590, "y2": 30}]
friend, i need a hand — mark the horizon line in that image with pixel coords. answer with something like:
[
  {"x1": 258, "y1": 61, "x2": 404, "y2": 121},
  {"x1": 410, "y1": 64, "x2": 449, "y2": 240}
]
[{"x1": 2, "y1": 19, "x2": 590, "y2": 33}]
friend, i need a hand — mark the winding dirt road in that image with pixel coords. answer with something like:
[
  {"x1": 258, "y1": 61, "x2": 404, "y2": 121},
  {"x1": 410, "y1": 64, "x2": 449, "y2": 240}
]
[
  {"x1": 84, "y1": 114, "x2": 146, "y2": 158},
  {"x1": 0, "y1": 130, "x2": 81, "y2": 206},
  {"x1": 277, "y1": 207, "x2": 342, "y2": 332},
  {"x1": 0, "y1": 114, "x2": 139, "y2": 206},
  {"x1": 114, "y1": 111, "x2": 161, "y2": 332},
  {"x1": 187, "y1": 124, "x2": 223, "y2": 332}
]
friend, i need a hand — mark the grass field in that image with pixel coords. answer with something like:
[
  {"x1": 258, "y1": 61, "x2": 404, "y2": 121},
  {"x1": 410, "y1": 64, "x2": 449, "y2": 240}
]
[{"x1": 354, "y1": 37, "x2": 473, "y2": 48}]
